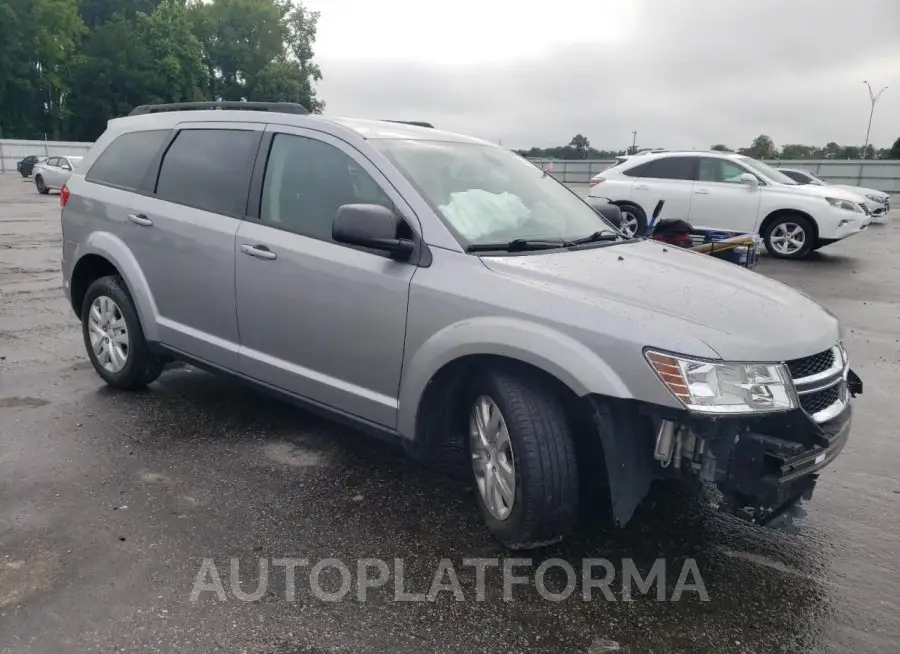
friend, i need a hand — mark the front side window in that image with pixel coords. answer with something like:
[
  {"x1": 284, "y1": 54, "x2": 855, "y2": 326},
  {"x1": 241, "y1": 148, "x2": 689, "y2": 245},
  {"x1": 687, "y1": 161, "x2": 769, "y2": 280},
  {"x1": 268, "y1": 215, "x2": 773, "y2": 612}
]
[
  {"x1": 156, "y1": 129, "x2": 260, "y2": 216},
  {"x1": 736, "y1": 156, "x2": 799, "y2": 185},
  {"x1": 373, "y1": 139, "x2": 617, "y2": 247},
  {"x1": 260, "y1": 133, "x2": 393, "y2": 242},
  {"x1": 698, "y1": 158, "x2": 751, "y2": 183}
]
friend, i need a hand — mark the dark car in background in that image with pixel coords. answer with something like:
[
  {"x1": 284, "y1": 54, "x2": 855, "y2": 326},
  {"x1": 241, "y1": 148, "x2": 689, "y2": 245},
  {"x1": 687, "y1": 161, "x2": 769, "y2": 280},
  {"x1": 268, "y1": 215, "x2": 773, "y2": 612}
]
[{"x1": 16, "y1": 155, "x2": 44, "y2": 177}]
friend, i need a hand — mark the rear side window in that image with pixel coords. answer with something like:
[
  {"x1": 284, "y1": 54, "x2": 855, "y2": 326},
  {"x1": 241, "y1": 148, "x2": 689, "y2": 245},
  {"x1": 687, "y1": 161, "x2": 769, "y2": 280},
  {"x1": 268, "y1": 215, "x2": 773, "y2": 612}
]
[
  {"x1": 155, "y1": 129, "x2": 261, "y2": 217},
  {"x1": 781, "y1": 170, "x2": 810, "y2": 184},
  {"x1": 645, "y1": 157, "x2": 696, "y2": 180},
  {"x1": 86, "y1": 129, "x2": 169, "y2": 191}
]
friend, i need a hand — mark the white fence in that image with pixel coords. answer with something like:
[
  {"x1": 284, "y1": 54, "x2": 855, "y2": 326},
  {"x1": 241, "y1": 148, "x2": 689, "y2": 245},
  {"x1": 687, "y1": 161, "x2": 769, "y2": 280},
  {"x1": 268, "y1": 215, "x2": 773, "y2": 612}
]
[
  {"x1": 0, "y1": 139, "x2": 93, "y2": 173},
  {"x1": 529, "y1": 158, "x2": 900, "y2": 193}
]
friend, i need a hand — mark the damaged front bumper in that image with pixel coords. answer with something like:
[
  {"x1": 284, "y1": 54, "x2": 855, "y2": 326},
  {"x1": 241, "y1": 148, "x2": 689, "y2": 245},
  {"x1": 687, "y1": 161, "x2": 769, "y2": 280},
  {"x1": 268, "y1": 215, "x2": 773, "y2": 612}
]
[
  {"x1": 586, "y1": 369, "x2": 863, "y2": 528},
  {"x1": 652, "y1": 369, "x2": 863, "y2": 525}
]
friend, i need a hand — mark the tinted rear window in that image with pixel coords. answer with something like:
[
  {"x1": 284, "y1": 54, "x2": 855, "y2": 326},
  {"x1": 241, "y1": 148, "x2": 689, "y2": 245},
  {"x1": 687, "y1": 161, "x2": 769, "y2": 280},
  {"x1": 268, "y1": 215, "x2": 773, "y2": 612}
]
[
  {"x1": 86, "y1": 129, "x2": 169, "y2": 191},
  {"x1": 155, "y1": 129, "x2": 260, "y2": 216}
]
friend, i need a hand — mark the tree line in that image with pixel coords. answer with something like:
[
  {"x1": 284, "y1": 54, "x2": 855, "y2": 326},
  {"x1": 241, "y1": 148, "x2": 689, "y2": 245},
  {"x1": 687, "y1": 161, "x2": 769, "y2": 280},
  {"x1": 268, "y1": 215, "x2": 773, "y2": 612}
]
[
  {"x1": 0, "y1": 0, "x2": 322, "y2": 142},
  {"x1": 520, "y1": 133, "x2": 900, "y2": 160}
]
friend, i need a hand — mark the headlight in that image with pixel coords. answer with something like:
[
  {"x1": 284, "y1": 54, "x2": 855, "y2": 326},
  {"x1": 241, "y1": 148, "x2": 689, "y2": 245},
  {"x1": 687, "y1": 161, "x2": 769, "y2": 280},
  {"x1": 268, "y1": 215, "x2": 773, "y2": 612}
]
[
  {"x1": 645, "y1": 350, "x2": 797, "y2": 414},
  {"x1": 825, "y1": 197, "x2": 863, "y2": 213},
  {"x1": 865, "y1": 193, "x2": 886, "y2": 204}
]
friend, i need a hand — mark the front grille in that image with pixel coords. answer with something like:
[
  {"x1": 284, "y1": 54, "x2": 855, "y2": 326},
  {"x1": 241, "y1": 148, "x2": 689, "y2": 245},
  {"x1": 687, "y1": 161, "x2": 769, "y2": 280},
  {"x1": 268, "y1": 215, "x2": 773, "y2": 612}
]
[
  {"x1": 799, "y1": 384, "x2": 841, "y2": 415},
  {"x1": 858, "y1": 202, "x2": 870, "y2": 215},
  {"x1": 786, "y1": 349, "x2": 834, "y2": 380}
]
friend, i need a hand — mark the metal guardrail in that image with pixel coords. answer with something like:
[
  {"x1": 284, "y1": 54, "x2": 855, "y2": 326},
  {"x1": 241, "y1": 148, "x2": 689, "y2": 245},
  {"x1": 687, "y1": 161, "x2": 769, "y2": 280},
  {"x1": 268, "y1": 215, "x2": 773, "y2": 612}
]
[{"x1": 528, "y1": 157, "x2": 900, "y2": 194}]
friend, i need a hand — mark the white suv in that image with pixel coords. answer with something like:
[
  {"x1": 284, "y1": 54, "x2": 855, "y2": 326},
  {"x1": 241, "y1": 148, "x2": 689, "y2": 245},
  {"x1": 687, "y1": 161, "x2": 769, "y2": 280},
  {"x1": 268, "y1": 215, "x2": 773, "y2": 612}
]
[{"x1": 588, "y1": 151, "x2": 871, "y2": 259}]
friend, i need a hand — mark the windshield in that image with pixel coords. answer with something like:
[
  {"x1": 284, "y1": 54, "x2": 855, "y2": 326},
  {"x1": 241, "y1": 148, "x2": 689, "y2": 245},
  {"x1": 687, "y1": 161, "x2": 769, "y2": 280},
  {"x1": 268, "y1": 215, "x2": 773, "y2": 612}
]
[
  {"x1": 373, "y1": 140, "x2": 618, "y2": 247},
  {"x1": 736, "y1": 156, "x2": 799, "y2": 185}
]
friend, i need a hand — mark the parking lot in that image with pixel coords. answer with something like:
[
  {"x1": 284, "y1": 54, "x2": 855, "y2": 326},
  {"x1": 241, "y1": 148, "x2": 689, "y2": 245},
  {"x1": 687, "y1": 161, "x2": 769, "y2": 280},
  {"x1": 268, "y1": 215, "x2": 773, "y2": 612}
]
[{"x1": 1, "y1": 172, "x2": 899, "y2": 653}]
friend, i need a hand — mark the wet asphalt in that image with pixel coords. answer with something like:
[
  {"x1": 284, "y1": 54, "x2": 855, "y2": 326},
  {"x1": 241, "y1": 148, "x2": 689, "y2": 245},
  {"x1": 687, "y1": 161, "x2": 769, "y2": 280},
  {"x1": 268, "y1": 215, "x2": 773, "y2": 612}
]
[{"x1": 1, "y1": 173, "x2": 898, "y2": 653}]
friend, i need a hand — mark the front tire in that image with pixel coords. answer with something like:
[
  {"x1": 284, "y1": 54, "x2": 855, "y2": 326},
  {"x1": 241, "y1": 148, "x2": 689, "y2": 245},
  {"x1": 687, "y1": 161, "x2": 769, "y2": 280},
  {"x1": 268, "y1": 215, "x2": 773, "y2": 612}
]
[
  {"x1": 81, "y1": 275, "x2": 163, "y2": 390},
  {"x1": 614, "y1": 202, "x2": 648, "y2": 237},
  {"x1": 763, "y1": 214, "x2": 815, "y2": 259},
  {"x1": 35, "y1": 175, "x2": 49, "y2": 195},
  {"x1": 466, "y1": 367, "x2": 579, "y2": 549}
]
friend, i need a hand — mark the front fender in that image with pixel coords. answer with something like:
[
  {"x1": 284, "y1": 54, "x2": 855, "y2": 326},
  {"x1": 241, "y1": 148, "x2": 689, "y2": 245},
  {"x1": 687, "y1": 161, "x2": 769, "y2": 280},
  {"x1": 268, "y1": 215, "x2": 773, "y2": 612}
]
[
  {"x1": 397, "y1": 317, "x2": 630, "y2": 439},
  {"x1": 73, "y1": 232, "x2": 160, "y2": 341}
]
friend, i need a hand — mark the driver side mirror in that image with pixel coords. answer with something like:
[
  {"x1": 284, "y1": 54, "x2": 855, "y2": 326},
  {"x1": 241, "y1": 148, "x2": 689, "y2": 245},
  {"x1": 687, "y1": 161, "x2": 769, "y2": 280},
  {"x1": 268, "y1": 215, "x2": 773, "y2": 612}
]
[
  {"x1": 586, "y1": 197, "x2": 623, "y2": 229},
  {"x1": 737, "y1": 172, "x2": 759, "y2": 188},
  {"x1": 333, "y1": 204, "x2": 415, "y2": 261}
]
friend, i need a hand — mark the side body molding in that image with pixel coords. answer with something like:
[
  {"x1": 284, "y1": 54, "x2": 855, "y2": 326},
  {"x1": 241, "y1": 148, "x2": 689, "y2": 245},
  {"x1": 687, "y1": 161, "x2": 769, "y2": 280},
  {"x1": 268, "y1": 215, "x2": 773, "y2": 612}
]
[
  {"x1": 397, "y1": 317, "x2": 631, "y2": 439},
  {"x1": 73, "y1": 231, "x2": 160, "y2": 341}
]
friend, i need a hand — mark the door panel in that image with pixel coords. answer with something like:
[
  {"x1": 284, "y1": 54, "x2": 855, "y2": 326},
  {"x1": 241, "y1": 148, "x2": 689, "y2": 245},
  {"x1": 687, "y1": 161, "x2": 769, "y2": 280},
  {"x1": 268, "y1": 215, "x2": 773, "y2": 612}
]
[
  {"x1": 235, "y1": 222, "x2": 414, "y2": 426},
  {"x1": 118, "y1": 123, "x2": 263, "y2": 368},
  {"x1": 688, "y1": 158, "x2": 762, "y2": 232},
  {"x1": 234, "y1": 127, "x2": 416, "y2": 427}
]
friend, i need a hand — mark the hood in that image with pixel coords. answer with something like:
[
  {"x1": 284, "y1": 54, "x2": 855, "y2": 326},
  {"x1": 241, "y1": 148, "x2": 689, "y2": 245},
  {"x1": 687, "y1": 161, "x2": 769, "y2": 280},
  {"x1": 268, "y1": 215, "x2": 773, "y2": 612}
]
[
  {"x1": 773, "y1": 182, "x2": 865, "y2": 202},
  {"x1": 830, "y1": 184, "x2": 888, "y2": 200},
  {"x1": 481, "y1": 240, "x2": 840, "y2": 362}
]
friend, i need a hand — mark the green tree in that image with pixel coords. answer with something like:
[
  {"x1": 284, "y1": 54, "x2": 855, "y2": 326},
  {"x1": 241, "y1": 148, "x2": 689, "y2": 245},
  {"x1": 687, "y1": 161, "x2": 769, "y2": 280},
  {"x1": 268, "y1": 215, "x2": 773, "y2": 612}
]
[
  {"x1": 741, "y1": 134, "x2": 777, "y2": 159},
  {"x1": 710, "y1": 144, "x2": 732, "y2": 152},
  {"x1": 889, "y1": 137, "x2": 900, "y2": 159},
  {"x1": 568, "y1": 134, "x2": 590, "y2": 159},
  {"x1": 839, "y1": 145, "x2": 860, "y2": 159},
  {"x1": 822, "y1": 142, "x2": 841, "y2": 159}
]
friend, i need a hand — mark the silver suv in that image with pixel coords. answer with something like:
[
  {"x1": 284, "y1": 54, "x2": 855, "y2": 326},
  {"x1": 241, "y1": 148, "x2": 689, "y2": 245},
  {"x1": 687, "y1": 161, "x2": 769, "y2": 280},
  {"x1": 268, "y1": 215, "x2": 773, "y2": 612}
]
[{"x1": 61, "y1": 102, "x2": 862, "y2": 548}]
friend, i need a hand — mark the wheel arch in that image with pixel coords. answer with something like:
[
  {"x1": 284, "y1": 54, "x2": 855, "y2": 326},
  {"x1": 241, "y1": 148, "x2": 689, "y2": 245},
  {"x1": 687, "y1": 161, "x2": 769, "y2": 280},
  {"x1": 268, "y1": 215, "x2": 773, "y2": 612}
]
[
  {"x1": 760, "y1": 208, "x2": 819, "y2": 242},
  {"x1": 69, "y1": 234, "x2": 159, "y2": 341}
]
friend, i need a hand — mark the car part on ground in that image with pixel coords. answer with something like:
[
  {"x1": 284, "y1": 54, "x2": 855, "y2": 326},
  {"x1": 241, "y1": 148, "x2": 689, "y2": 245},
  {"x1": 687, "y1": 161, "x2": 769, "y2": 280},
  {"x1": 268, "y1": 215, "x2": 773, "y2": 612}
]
[{"x1": 61, "y1": 103, "x2": 859, "y2": 548}]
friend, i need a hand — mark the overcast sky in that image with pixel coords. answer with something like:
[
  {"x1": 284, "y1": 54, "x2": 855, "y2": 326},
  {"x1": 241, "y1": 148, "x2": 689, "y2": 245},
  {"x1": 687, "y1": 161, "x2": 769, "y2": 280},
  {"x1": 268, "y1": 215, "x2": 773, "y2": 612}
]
[{"x1": 309, "y1": 0, "x2": 900, "y2": 151}]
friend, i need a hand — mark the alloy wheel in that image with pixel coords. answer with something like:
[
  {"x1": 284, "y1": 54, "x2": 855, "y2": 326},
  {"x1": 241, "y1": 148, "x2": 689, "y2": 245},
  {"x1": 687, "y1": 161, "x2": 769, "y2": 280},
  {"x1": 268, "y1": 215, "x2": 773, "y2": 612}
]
[
  {"x1": 469, "y1": 395, "x2": 516, "y2": 521},
  {"x1": 620, "y1": 211, "x2": 640, "y2": 237},
  {"x1": 88, "y1": 295, "x2": 130, "y2": 373},
  {"x1": 769, "y1": 222, "x2": 806, "y2": 256}
]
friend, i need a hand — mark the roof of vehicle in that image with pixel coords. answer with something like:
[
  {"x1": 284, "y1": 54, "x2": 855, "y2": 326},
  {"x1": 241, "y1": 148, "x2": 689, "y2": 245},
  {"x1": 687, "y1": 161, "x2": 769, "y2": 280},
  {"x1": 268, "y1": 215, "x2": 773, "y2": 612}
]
[{"x1": 111, "y1": 102, "x2": 493, "y2": 146}]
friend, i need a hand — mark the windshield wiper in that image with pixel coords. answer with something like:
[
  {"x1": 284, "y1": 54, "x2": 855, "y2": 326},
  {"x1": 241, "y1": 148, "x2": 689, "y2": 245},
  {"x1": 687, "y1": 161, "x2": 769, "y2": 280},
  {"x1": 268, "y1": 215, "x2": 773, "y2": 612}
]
[
  {"x1": 466, "y1": 238, "x2": 574, "y2": 253},
  {"x1": 569, "y1": 231, "x2": 622, "y2": 245}
]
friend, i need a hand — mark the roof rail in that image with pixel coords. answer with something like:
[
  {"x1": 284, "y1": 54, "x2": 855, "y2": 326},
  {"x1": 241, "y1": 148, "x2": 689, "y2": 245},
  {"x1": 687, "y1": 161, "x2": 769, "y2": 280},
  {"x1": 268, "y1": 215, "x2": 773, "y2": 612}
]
[
  {"x1": 383, "y1": 120, "x2": 435, "y2": 128},
  {"x1": 128, "y1": 101, "x2": 309, "y2": 116}
]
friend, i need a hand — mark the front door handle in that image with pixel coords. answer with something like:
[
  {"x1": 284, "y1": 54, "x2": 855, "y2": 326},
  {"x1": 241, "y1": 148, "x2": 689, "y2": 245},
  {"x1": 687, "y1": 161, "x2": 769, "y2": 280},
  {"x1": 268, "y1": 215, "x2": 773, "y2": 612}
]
[
  {"x1": 241, "y1": 244, "x2": 277, "y2": 260},
  {"x1": 128, "y1": 213, "x2": 153, "y2": 226},
  {"x1": 634, "y1": 184, "x2": 650, "y2": 191},
  {"x1": 694, "y1": 189, "x2": 710, "y2": 195}
]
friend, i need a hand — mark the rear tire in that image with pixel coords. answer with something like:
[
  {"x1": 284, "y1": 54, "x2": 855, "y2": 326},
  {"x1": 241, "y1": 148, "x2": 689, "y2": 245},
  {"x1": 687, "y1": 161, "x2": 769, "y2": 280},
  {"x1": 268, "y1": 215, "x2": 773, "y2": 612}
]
[
  {"x1": 763, "y1": 214, "x2": 815, "y2": 259},
  {"x1": 614, "y1": 202, "x2": 648, "y2": 237},
  {"x1": 35, "y1": 175, "x2": 49, "y2": 195},
  {"x1": 81, "y1": 275, "x2": 163, "y2": 390},
  {"x1": 465, "y1": 367, "x2": 579, "y2": 549}
]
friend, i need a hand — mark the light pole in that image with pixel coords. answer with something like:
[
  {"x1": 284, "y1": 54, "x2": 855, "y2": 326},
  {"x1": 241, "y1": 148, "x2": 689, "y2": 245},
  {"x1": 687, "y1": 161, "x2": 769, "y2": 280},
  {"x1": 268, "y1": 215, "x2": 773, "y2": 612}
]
[
  {"x1": 862, "y1": 81, "x2": 887, "y2": 160},
  {"x1": 631, "y1": 130, "x2": 637, "y2": 155}
]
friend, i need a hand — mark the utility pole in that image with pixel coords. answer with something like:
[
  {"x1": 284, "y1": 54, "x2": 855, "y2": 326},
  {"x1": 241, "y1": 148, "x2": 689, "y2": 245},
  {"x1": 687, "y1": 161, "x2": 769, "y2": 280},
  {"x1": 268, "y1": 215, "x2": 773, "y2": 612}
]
[
  {"x1": 862, "y1": 81, "x2": 888, "y2": 160},
  {"x1": 631, "y1": 130, "x2": 637, "y2": 155}
]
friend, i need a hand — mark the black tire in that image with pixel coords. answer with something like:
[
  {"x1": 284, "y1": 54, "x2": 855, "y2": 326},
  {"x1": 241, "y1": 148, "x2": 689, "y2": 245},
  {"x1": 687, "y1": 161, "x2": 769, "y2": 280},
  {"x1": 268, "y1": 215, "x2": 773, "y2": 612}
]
[
  {"x1": 81, "y1": 275, "x2": 164, "y2": 390},
  {"x1": 762, "y1": 213, "x2": 815, "y2": 259},
  {"x1": 465, "y1": 367, "x2": 579, "y2": 549},
  {"x1": 614, "y1": 202, "x2": 648, "y2": 237},
  {"x1": 35, "y1": 175, "x2": 49, "y2": 195}
]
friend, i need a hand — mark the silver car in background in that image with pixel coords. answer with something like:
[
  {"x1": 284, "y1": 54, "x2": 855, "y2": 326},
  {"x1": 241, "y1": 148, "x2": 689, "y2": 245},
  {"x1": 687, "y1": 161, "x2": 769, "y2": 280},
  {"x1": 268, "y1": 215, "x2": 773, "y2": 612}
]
[{"x1": 33, "y1": 155, "x2": 83, "y2": 195}]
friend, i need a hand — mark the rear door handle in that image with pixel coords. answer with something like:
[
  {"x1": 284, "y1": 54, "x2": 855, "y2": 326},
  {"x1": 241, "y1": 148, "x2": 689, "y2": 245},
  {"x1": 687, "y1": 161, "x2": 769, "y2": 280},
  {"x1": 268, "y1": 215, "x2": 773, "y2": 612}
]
[
  {"x1": 128, "y1": 213, "x2": 153, "y2": 226},
  {"x1": 694, "y1": 189, "x2": 709, "y2": 195},
  {"x1": 241, "y1": 244, "x2": 277, "y2": 260},
  {"x1": 635, "y1": 184, "x2": 650, "y2": 191}
]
